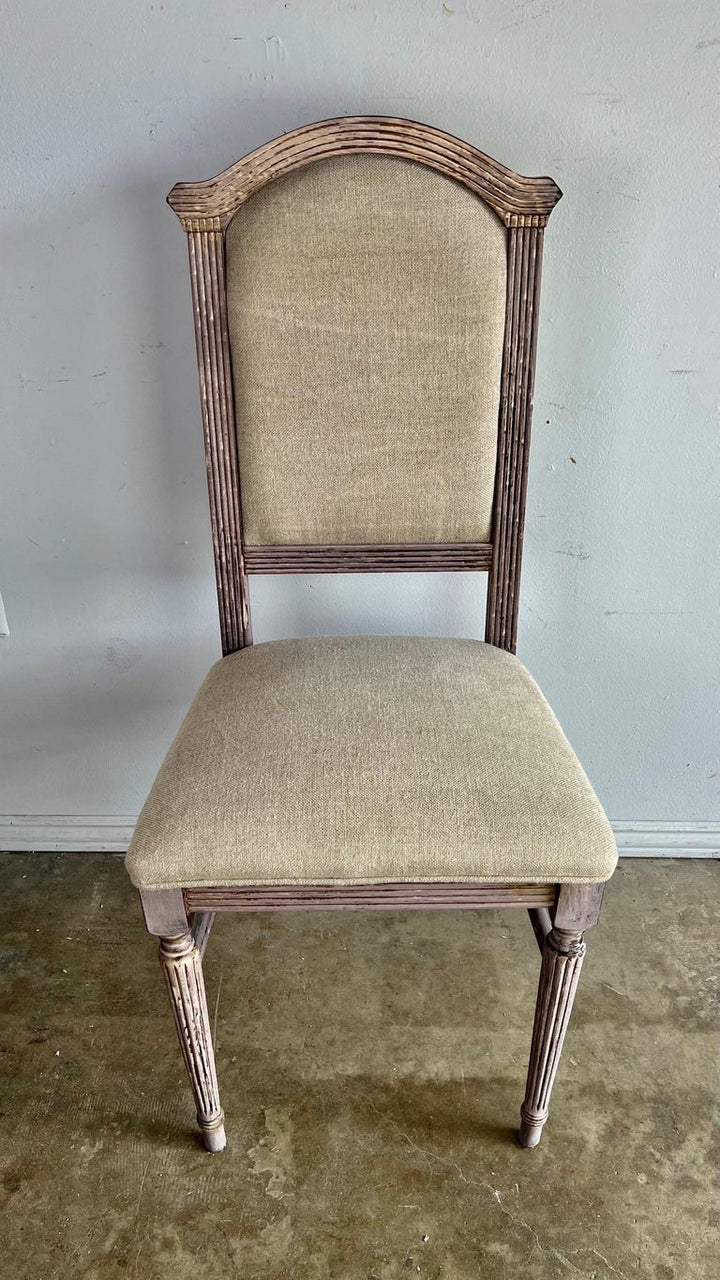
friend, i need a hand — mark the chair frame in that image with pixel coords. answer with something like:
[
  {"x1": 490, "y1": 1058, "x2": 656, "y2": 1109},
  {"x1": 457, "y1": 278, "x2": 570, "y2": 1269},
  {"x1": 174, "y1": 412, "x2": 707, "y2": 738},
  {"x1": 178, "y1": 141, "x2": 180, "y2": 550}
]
[{"x1": 140, "y1": 116, "x2": 605, "y2": 1154}]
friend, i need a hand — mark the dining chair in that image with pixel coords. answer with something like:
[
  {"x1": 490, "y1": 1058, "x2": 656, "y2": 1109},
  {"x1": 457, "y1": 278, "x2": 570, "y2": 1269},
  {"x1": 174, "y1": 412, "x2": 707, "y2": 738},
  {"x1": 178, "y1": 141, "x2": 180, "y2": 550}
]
[{"x1": 125, "y1": 116, "x2": 617, "y2": 1154}]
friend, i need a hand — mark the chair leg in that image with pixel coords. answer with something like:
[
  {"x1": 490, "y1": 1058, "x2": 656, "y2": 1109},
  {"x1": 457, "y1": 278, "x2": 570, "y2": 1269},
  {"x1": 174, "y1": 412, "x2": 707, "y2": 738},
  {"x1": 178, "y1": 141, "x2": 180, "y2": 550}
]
[
  {"x1": 519, "y1": 924, "x2": 586, "y2": 1148},
  {"x1": 159, "y1": 930, "x2": 226, "y2": 1152},
  {"x1": 190, "y1": 910, "x2": 215, "y2": 959}
]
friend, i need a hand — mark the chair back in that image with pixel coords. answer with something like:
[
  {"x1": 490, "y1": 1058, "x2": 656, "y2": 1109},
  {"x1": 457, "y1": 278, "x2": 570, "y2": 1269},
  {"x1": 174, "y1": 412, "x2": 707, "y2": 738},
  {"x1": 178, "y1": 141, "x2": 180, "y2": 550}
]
[{"x1": 168, "y1": 117, "x2": 561, "y2": 654}]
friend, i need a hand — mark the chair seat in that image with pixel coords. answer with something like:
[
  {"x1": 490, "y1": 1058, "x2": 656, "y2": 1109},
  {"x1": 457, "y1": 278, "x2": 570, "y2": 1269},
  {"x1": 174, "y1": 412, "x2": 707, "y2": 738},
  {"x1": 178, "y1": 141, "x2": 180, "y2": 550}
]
[{"x1": 125, "y1": 636, "x2": 617, "y2": 891}]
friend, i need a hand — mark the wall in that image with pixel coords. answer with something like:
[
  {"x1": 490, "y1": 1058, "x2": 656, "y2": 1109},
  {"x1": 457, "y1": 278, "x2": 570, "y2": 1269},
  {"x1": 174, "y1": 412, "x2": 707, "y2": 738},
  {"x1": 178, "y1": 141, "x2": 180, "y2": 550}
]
[{"x1": 2, "y1": 0, "x2": 718, "y2": 838}]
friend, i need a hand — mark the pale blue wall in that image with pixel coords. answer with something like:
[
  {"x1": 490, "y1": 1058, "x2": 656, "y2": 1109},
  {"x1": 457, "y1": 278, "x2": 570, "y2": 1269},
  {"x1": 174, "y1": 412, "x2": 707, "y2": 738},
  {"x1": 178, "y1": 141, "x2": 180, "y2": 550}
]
[{"x1": 2, "y1": 0, "x2": 718, "y2": 822}]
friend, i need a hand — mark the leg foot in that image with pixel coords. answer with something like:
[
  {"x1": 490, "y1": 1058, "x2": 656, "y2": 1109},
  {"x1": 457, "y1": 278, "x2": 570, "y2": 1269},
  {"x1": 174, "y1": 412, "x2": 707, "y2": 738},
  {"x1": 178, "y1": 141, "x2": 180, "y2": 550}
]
[
  {"x1": 518, "y1": 1109, "x2": 546, "y2": 1148},
  {"x1": 160, "y1": 930, "x2": 226, "y2": 1152},
  {"x1": 199, "y1": 1113, "x2": 227, "y2": 1153},
  {"x1": 519, "y1": 925, "x2": 586, "y2": 1148}
]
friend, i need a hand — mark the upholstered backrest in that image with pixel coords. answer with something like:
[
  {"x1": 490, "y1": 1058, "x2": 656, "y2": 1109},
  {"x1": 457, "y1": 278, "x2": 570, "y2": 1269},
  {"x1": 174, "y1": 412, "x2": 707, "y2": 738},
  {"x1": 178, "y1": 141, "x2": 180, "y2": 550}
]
[
  {"x1": 167, "y1": 117, "x2": 561, "y2": 654},
  {"x1": 225, "y1": 155, "x2": 507, "y2": 547}
]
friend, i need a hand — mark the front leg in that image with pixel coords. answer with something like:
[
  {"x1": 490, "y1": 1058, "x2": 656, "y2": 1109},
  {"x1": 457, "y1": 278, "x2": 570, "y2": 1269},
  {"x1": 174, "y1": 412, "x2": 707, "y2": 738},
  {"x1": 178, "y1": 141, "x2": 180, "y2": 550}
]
[
  {"x1": 519, "y1": 882, "x2": 604, "y2": 1148},
  {"x1": 519, "y1": 925, "x2": 586, "y2": 1147},
  {"x1": 159, "y1": 930, "x2": 226, "y2": 1153}
]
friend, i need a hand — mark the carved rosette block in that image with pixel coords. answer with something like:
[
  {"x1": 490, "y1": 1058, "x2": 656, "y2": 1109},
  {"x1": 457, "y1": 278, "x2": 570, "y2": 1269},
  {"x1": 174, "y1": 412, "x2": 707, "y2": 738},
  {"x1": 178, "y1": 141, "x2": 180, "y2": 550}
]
[
  {"x1": 519, "y1": 926, "x2": 586, "y2": 1148},
  {"x1": 159, "y1": 931, "x2": 226, "y2": 1152}
]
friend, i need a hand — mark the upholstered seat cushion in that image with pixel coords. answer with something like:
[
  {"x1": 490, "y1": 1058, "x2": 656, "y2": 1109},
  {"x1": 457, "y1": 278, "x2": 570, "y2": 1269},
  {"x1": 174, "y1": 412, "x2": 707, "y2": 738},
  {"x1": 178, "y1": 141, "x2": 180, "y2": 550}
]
[{"x1": 125, "y1": 636, "x2": 617, "y2": 890}]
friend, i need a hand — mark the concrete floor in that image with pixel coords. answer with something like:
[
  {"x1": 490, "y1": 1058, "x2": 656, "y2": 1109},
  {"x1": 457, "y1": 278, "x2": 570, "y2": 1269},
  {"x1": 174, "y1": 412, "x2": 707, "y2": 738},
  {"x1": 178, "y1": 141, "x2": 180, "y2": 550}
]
[{"x1": 0, "y1": 854, "x2": 717, "y2": 1279}]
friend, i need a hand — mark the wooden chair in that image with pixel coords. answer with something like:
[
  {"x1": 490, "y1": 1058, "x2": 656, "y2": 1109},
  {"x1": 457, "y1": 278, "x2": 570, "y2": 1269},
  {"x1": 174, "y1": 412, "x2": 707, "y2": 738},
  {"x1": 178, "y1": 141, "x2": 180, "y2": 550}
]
[{"x1": 125, "y1": 117, "x2": 617, "y2": 1154}]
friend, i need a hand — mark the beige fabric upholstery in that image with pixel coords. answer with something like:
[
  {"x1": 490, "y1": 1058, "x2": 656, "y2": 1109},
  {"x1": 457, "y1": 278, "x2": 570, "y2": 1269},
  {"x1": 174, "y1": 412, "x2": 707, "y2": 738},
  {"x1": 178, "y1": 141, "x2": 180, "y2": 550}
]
[
  {"x1": 126, "y1": 637, "x2": 617, "y2": 890},
  {"x1": 225, "y1": 155, "x2": 506, "y2": 546}
]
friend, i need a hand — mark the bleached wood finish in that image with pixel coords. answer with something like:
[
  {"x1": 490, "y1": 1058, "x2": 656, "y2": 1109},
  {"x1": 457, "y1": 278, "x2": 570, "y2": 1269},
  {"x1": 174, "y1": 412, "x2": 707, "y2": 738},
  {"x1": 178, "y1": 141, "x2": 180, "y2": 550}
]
[
  {"x1": 141, "y1": 119, "x2": 610, "y2": 1155},
  {"x1": 190, "y1": 911, "x2": 215, "y2": 959},
  {"x1": 528, "y1": 906, "x2": 553, "y2": 952},
  {"x1": 140, "y1": 887, "x2": 187, "y2": 937},
  {"x1": 167, "y1": 115, "x2": 562, "y2": 231},
  {"x1": 485, "y1": 224, "x2": 544, "y2": 653},
  {"x1": 243, "y1": 542, "x2": 493, "y2": 575},
  {"x1": 167, "y1": 116, "x2": 561, "y2": 654},
  {"x1": 555, "y1": 880, "x2": 604, "y2": 932},
  {"x1": 186, "y1": 226, "x2": 250, "y2": 655},
  {"x1": 159, "y1": 931, "x2": 225, "y2": 1153},
  {"x1": 519, "y1": 924, "x2": 586, "y2": 1148},
  {"x1": 519, "y1": 881, "x2": 603, "y2": 1147},
  {"x1": 184, "y1": 881, "x2": 556, "y2": 913}
]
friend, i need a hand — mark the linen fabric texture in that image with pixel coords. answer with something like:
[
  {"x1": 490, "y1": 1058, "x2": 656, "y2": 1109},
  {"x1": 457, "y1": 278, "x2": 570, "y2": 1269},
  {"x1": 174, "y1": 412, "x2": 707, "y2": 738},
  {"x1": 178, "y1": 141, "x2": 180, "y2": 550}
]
[
  {"x1": 225, "y1": 154, "x2": 507, "y2": 547},
  {"x1": 125, "y1": 637, "x2": 618, "y2": 891}
]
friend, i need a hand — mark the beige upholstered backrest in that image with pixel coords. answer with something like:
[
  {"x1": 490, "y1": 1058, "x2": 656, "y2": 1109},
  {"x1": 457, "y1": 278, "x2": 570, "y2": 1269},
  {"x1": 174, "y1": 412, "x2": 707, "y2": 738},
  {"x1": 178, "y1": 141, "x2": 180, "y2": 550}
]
[
  {"x1": 225, "y1": 154, "x2": 507, "y2": 547},
  {"x1": 168, "y1": 119, "x2": 561, "y2": 652}
]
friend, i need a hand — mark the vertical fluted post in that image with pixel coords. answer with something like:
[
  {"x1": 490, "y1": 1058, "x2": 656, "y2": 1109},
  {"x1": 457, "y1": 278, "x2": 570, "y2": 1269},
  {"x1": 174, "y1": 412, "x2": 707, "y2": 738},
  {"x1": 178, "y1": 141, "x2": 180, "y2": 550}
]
[
  {"x1": 485, "y1": 220, "x2": 546, "y2": 654},
  {"x1": 159, "y1": 931, "x2": 226, "y2": 1153},
  {"x1": 519, "y1": 925, "x2": 586, "y2": 1148},
  {"x1": 186, "y1": 219, "x2": 251, "y2": 654}
]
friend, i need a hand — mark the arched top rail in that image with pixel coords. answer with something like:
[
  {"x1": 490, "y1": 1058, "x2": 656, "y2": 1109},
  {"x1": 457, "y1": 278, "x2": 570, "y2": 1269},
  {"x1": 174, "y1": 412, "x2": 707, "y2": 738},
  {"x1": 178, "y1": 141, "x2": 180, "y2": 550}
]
[{"x1": 167, "y1": 115, "x2": 562, "y2": 229}]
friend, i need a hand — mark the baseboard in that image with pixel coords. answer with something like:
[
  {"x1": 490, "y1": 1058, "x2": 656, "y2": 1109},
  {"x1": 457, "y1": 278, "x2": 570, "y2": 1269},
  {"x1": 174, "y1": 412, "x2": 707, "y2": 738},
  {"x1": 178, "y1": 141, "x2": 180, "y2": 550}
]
[
  {"x1": 0, "y1": 816, "x2": 136, "y2": 853},
  {"x1": 0, "y1": 816, "x2": 718, "y2": 858},
  {"x1": 610, "y1": 820, "x2": 719, "y2": 858}
]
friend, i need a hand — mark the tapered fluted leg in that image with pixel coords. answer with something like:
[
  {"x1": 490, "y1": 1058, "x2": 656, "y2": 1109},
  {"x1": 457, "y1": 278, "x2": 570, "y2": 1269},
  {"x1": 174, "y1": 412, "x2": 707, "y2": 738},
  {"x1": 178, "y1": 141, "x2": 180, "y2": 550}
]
[
  {"x1": 159, "y1": 930, "x2": 226, "y2": 1152},
  {"x1": 519, "y1": 925, "x2": 586, "y2": 1148}
]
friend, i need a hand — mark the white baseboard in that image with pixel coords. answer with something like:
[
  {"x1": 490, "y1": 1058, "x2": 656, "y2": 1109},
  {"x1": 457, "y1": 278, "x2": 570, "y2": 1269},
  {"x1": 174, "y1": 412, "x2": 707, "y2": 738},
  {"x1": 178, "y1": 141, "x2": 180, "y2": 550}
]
[
  {"x1": 0, "y1": 816, "x2": 136, "y2": 853},
  {"x1": 611, "y1": 820, "x2": 719, "y2": 858},
  {"x1": 0, "y1": 816, "x2": 718, "y2": 858}
]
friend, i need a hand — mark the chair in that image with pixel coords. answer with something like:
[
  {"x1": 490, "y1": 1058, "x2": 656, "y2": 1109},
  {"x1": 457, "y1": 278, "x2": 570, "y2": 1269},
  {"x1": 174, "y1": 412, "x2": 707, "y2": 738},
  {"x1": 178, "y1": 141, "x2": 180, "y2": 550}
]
[{"x1": 125, "y1": 117, "x2": 617, "y2": 1154}]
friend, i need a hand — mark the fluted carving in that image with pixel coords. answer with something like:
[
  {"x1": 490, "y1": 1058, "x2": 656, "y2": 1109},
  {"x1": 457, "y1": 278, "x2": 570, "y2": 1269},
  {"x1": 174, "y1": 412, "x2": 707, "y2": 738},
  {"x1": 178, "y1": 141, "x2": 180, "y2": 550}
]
[
  {"x1": 167, "y1": 117, "x2": 562, "y2": 229},
  {"x1": 519, "y1": 926, "x2": 586, "y2": 1148},
  {"x1": 187, "y1": 228, "x2": 250, "y2": 655},
  {"x1": 167, "y1": 122, "x2": 561, "y2": 652},
  {"x1": 159, "y1": 931, "x2": 226, "y2": 1152},
  {"x1": 485, "y1": 224, "x2": 545, "y2": 653}
]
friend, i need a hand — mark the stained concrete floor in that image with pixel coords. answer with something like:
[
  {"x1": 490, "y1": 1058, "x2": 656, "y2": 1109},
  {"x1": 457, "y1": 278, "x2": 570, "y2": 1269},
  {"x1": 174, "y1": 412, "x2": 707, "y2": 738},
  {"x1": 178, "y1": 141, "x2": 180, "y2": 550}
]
[{"x1": 0, "y1": 854, "x2": 717, "y2": 1280}]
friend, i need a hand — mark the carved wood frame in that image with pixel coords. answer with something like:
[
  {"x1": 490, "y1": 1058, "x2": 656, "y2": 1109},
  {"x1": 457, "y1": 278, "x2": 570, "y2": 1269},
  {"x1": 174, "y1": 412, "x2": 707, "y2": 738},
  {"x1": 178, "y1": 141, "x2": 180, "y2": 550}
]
[
  {"x1": 149, "y1": 118, "x2": 606, "y2": 1154},
  {"x1": 167, "y1": 115, "x2": 562, "y2": 656}
]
